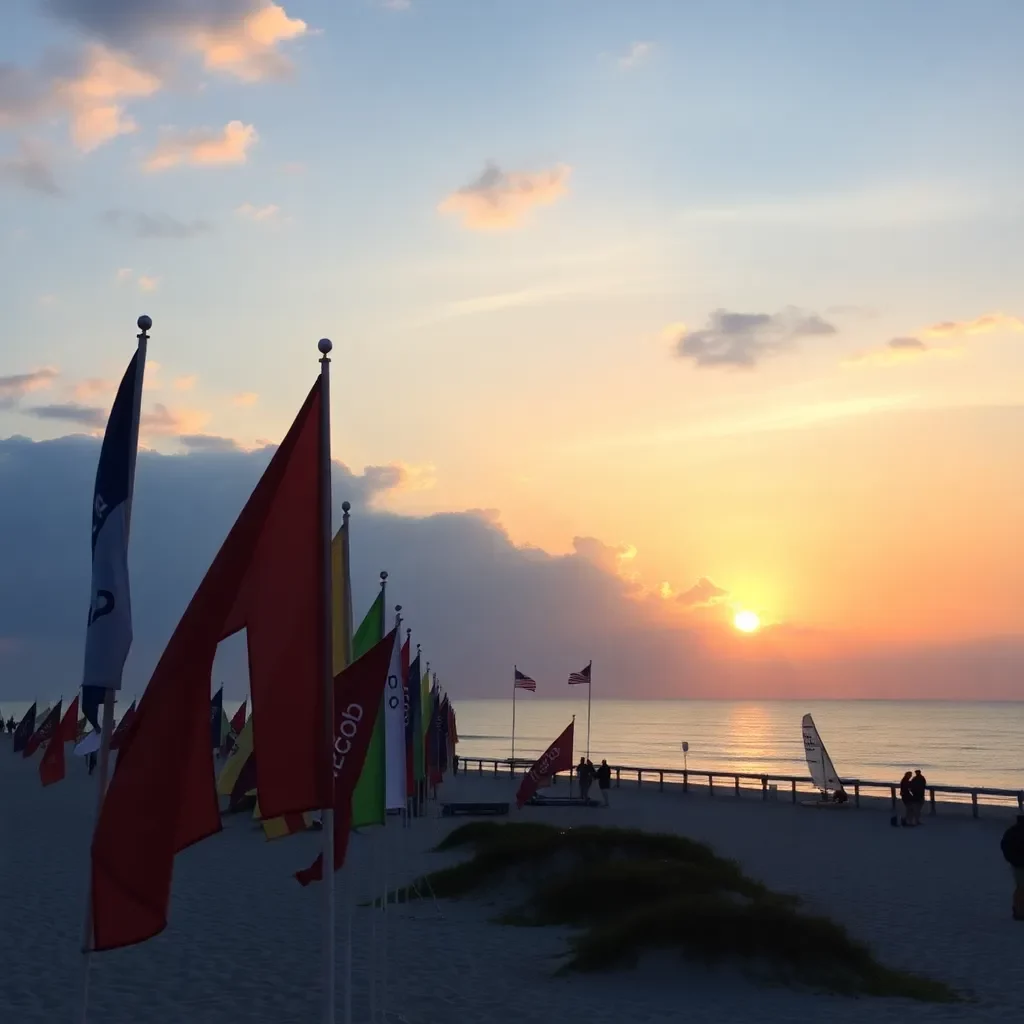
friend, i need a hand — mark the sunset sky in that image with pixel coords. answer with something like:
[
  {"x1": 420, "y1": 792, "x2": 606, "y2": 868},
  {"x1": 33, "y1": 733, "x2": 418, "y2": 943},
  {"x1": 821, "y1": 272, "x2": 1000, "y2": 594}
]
[{"x1": 2, "y1": 1, "x2": 1023, "y2": 698}]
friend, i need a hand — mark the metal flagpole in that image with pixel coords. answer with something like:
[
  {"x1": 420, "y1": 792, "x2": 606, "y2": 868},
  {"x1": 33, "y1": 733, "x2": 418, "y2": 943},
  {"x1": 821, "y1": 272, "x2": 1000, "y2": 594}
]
[
  {"x1": 317, "y1": 339, "x2": 336, "y2": 1024},
  {"x1": 369, "y1": 571, "x2": 386, "y2": 1024},
  {"x1": 339, "y1": 501, "x2": 354, "y2": 1024},
  {"x1": 511, "y1": 667, "x2": 517, "y2": 777},
  {"x1": 381, "y1": 605, "x2": 401, "y2": 1022},
  {"x1": 78, "y1": 315, "x2": 150, "y2": 1024},
  {"x1": 586, "y1": 661, "x2": 593, "y2": 761}
]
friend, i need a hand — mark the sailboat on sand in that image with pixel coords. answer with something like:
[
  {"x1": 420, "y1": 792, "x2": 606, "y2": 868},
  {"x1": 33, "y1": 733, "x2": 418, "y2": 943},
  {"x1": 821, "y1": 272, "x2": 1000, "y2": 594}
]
[{"x1": 801, "y1": 713, "x2": 848, "y2": 807}]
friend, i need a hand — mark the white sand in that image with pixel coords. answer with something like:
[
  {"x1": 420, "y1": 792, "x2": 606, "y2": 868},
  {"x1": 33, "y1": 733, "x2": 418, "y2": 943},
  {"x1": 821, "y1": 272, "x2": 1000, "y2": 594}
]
[{"x1": 4, "y1": 737, "x2": 1022, "y2": 1023}]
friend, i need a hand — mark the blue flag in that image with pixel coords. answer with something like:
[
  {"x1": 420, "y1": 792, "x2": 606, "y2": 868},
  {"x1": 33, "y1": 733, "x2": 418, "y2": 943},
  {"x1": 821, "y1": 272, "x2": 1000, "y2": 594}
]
[
  {"x1": 210, "y1": 686, "x2": 224, "y2": 749},
  {"x1": 82, "y1": 351, "x2": 140, "y2": 730}
]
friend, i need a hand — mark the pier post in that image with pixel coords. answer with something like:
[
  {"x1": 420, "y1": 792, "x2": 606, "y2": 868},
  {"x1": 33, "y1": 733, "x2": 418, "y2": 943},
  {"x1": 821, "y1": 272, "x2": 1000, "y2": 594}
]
[
  {"x1": 761, "y1": 776, "x2": 767, "y2": 801},
  {"x1": 971, "y1": 791, "x2": 979, "y2": 818},
  {"x1": 637, "y1": 770, "x2": 642, "y2": 787},
  {"x1": 929, "y1": 788, "x2": 936, "y2": 816},
  {"x1": 659, "y1": 771, "x2": 664, "y2": 792},
  {"x1": 708, "y1": 773, "x2": 714, "y2": 797},
  {"x1": 683, "y1": 770, "x2": 688, "y2": 794},
  {"x1": 791, "y1": 780, "x2": 796, "y2": 804},
  {"x1": 734, "y1": 776, "x2": 740, "y2": 797},
  {"x1": 854, "y1": 782, "x2": 860, "y2": 808},
  {"x1": 615, "y1": 768, "x2": 620, "y2": 788},
  {"x1": 889, "y1": 785, "x2": 896, "y2": 810}
]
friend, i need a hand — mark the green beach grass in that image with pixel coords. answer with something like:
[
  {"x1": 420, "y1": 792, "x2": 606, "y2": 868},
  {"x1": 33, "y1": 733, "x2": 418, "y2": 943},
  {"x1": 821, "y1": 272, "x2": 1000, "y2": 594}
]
[{"x1": 397, "y1": 821, "x2": 959, "y2": 1003}]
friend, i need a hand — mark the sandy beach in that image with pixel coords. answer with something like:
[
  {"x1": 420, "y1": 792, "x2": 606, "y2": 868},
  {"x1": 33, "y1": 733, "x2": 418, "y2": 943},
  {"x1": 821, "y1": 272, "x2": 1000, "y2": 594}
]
[{"x1": 4, "y1": 737, "x2": 1023, "y2": 1024}]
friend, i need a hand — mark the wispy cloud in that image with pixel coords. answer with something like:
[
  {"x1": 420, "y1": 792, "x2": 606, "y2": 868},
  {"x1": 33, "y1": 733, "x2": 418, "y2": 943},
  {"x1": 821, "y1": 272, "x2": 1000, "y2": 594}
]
[
  {"x1": 142, "y1": 403, "x2": 208, "y2": 436},
  {"x1": 618, "y1": 41, "x2": 654, "y2": 69},
  {"x1": 670, "y1": 307, "x2": 837, "y2": 369},
  {"x1": 922, "y1": 312, "x2": 1024, "y2": 339},
  {"x1": 0, "y1": 367, "x2": 58, "y2": 408},
  {"x1": 179, "y1": 433, "x2": 240, "y2": 452},
  {"x1": 0, "y1": 142, "x2": 62, "y2": 196},
  {"x1": 438, "y1": 161, "x2": 571, "y2": 230},
  {"x1": 145, "y1": 120, "x2": 258, "y2": 171},
  {"x1": 232, "y1": 391, "x2": 259, "y2": 407},
  {"x1": 25, "y1": 401, "x2": 106, "y2": 427},
  {"x1": 235, "y1": 202, "x2": 280, "y2": 221},
  {"x1": 173, "y1": 374, "x2": 197, "y2": 391},
  {"x1": 137, "y1": 275, "x2": 159, "y2": 292},
  {"x1": 677, "y1": 577, "x2": 728, "y2": 607},
  {"x1": 102, "y1": 209, "x2": 213, "y2": 239},
  {"x1": 843, "y1": 335, "x2": 952, "y2": 368},
  {"x1": 73, "y1": 377, "x2": 115, "y2": 400},
  {"x1": 117, "y1": 268, "x2": 159, "y2": 291},
  {"x1": 189, "y1": 3, "x2": 309, "y2": 82}
]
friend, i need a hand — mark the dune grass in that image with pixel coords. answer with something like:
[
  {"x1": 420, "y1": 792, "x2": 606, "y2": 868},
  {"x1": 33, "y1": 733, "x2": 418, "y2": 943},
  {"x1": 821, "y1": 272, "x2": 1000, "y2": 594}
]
[{"x1": 405, "y1": 821, "x2": 958, "y2": 1003}]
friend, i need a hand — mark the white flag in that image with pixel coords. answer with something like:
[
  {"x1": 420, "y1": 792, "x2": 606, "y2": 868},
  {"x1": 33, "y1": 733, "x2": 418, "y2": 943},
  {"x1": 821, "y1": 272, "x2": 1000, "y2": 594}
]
[{"x1": 383, "y1": 629, "x2": 406, "y2": 810}]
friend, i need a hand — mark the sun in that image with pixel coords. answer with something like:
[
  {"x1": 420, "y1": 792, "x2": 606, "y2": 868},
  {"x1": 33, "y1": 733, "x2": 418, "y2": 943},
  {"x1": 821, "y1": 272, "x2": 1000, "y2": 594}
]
[{"x1": 733, "y1": 609, "x2": 761, "y2": 633}]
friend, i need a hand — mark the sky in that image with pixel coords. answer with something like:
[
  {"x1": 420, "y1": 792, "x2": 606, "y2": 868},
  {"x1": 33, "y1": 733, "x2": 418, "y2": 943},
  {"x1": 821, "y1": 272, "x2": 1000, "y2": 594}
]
[{"x1": 2, "y1": 0, "x2": 1023, "y2": 701}]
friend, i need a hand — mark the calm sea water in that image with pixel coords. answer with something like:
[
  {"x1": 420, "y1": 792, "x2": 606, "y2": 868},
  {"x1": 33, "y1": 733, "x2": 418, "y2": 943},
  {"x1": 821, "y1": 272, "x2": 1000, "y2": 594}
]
[
  {"x1": 4, "y1": 697, "x2": 1021, "y2": 792},
  {"x1": 454, "y1": 699, "x2": 1024, "y2": 792}
]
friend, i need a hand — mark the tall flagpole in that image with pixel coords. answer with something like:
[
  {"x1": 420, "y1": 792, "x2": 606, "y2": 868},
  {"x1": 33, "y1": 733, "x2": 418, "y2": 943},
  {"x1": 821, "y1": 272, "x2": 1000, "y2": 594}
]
[
  {"x1": 79, "y1": 315, "x2": 150, "y2": 1024},
  {"x1": 369, "y1": 570, "x2": 387, "y2": 1024},
  {"x1": 511, "y1": 667, "x2": 517, "y2": 775},
  {"x1": 340, "y1": 500, "x2": 353, "y2": 1024},
  {"x1": 586, "y1": 660, "x2": 593, "y2": 761},
  {"x1": 317, "y1": 339, "x2": 336, "y2": 1024},
  {"x1": 381, "y1": 603, "x2": 401, "y2": 1024}
]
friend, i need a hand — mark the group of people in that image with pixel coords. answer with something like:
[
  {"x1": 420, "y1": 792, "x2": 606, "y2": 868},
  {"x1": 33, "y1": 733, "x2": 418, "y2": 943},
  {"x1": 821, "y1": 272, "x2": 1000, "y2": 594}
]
[
  {"x1": 4, "y1": 717, "x2": 16, "y2": 733},
  {"x1": 576, "y1": 756, "x2": 612, "y2": 806},
  {"x1": 896, "y1": 769, "x2": 928, "y2": 826}
]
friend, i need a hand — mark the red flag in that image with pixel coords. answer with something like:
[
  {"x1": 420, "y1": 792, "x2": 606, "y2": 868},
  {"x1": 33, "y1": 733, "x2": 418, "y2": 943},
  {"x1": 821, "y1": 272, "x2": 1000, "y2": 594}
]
[
  {"x1": 296, "y1": 630, "x2": 395, "y2": 886},
  {"x1": 515, "y1": 719, "x2": 574, "y2": 808},
  {"x1": 40, "y1": 695, "x2": 79, "y2": 787},
  {"x1": 24, "y1": 702, "x2": 62, "y2": 758},
  {"x1": 221, "y1": 699, "x2": 247, "y2": 757},
  {"x1": 91, "y1": 378, "x2": 328, "y2": 951},
  {"x1": 108, "y1": 701, "x2": 136, "y2": 752}
]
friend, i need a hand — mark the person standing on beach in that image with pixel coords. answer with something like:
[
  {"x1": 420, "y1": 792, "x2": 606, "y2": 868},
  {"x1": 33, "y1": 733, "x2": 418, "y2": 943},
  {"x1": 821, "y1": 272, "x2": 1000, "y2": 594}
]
[
  {"x1": 1000, "y1": 815, "x2": 1024, "y2": 920},
  {"x1": 577, "y1": 757, "x2": 593, "y2": 802},
  {"x1": 898, "y1": 771, "x2": 914, "y2": 826},
  {"x1": 596, "y1": 759, "x2": 611, "y2": 806},
  {"x1": 909, "y1": 769, "x2": 927, "y2": 825}
]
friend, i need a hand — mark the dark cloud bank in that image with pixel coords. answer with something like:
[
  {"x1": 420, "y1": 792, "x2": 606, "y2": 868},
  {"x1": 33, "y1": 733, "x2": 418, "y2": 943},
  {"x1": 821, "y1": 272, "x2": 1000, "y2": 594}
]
[{"x1": 0, "y1": 435, "x2": 1021, "y2": 702}]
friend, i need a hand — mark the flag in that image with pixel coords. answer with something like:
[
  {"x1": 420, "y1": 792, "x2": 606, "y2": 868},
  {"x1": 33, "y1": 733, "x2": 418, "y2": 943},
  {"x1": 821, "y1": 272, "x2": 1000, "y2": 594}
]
[
  {"x1": 514, "y1": 667, "x2": 536, "y2": 691},
  {"x1": 222, "y1": 698, "x2": 247, "y2": 757},
  {"x1": 405, "y1": 651, "x2": 420, "y2": 797},
  {"x1": 12, "y1": 703, "x2": 36, "y2": 753},
  {"x1": 383, "y1": 628, "x2": 406, "y2": 811},
  {"x1": 254, "y1": 798, "x2": 312, "y2": 840},
  {"x1": 296, "y1": 629, "x2": 396, "y2": 885},
  {"x1": 90, "y1": 378, "x2": 329, "y2": 952},
  {"x1": 40, "y1": 696, "x2": 80, "y2": 786},
  {"x1": 82, "y1": 351, "x2": 141, "y2": 731},
  {"x1": 216, "y1": 713, "x2": 256, "y2": 812},
  {"x1": 516, "y1": 719, "x2": 574, "y2": 808},
  {"x1": 349, "y1": 590, "x2": 386, "y2": 828},
  {"x1": 567, "y1": 663, "x2": 591, "y2": 686},
  {"x1": 427, "y1": 688, "x2": 445, "y2": 786},
  {"x1": 415, "y1": 666, "x2": 429, "y2": 783},
  {"x1": 108, "y1": 701, "x2": 136, "y2": 752},
  {"x1": 210, "y1": 686, "x2": 224, "y2": 750},
  {"x1": 24, "y1": 702, "x2": 61, "y2": 758},
  {"x1": 331, "y1": 521, "x2": 352, "y2": 674}
]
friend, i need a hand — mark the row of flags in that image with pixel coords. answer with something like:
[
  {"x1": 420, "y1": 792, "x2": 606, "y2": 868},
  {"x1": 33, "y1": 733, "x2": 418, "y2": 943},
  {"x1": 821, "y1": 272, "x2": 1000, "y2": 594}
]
[
  {"x1": 513, "y1": 661, "x2": 592, "y2": 691},
  {"x1": 45, "y1": 328, "x2": 462, "y2": 964}
]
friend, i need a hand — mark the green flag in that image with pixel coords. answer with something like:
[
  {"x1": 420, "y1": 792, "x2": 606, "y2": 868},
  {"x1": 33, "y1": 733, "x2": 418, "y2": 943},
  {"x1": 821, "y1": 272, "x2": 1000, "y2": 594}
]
[
  {"x1": 350, "y1": 590, "x2": 386, "y2": 828},
  {"x1": 413, "y1": 665, "x2": 429, "y2": 783}
]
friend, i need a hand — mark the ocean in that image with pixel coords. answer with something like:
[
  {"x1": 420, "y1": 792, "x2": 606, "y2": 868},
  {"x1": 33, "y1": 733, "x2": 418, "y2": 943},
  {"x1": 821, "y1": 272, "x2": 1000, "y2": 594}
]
[{"x1": 4, "y1": 697, "x2": 1021, "y2": 793}]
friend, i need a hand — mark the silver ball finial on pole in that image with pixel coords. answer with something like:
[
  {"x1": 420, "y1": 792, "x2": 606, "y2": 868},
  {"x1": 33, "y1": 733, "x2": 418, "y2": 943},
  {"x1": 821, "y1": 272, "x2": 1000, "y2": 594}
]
[
  {"x1": 318, "y1": 338, "x2": 333, "y2": 356},
  {"x1": 341, "y1": 500, "x2": 351, "y2": 513},
  {"x1": 380, "y1": 571, "x2": 388, "y2": 582},
  {"x1": 137, "y1": 314, "x2": 152, "y2": 339}
]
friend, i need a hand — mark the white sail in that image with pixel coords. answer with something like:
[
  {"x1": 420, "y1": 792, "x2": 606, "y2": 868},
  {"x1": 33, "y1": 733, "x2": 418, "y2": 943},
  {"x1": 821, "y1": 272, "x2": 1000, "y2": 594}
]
[{"x1": 801, "y1": 713, "x2": 842, "y2": 792}]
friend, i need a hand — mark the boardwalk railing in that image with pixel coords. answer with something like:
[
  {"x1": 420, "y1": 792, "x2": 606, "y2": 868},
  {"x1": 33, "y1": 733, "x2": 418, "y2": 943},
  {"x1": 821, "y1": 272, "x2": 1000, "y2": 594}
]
[{"x1": 454, "y1": 756, "x2": 1024, "y2": 819}]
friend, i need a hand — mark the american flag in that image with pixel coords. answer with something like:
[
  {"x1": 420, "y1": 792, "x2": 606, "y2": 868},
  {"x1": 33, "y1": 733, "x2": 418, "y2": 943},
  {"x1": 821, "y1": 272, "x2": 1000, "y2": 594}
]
[
  {"x1": 567, "y1": 662, "x2": 591, "y2": 686},
  {"x1": 514, "y1": 667, "x2": 536, "y2": 691}
]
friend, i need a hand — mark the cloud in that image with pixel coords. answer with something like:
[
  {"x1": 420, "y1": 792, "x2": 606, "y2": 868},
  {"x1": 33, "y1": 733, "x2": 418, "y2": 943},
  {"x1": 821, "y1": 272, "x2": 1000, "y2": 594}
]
[
  {"x1": 179, "y1": 433, "x2": 240, "y2": 452},
  {"x1": 0, "y1": 143, "x2": 62, "y2": 196},
  {"x1": 0, "y1": 45, "x2": 159, "y2": 153},
  {"x1": 844, "y1": 336, "x2": 938, "y2": 368},
  {"x1": 142, "y1": 403, "x2": 208, "y2": 435},
  {"x1": 72, "y1": 377, "x2": 115, "y2": 400},
  {"x1": 671, "y1": 307, "x2": 837, "y2": 368},
  {"x1": 235, "y1": 202, "x2": 280, "y2": 221},
  {"x1": 115, "y1": 267, "x2": 134, "y2": 282},
  {"x1": 137, "y1": 275, "x2": 159, "y2": 292},
  {"x1": 677, "y1": 577, "x2": 728, "y2": 607},
  {"x1": 618, "y1": 41, "x2": 653, "y2": 69},
  {"x1": 174, "y1": 375, "x2": 197, "y2": 391},
  {"x1": 438, "y1": 161, "x2": 571, "y2": 230},
  {"x1": 44, "y1": 2, "x2": 310, "y2": 83},
  {"x1": 0, "y1": 367, "x2": 58, "y2": 408},
  {"x1": 232, "y1": 391, "x2": 259, "y2": 407},
  {"x1": 922, "y1": 313, "x2": 1024, "y2": 339},
  {"x1": 25, "y1": 402, "x2": 106, "y2": 427},
  {"x1": 572, "y1": 536, "x2": 639, "y2": 581},
  {"x1": 103, "y1": 209, "x2": 213, "y2": 239},
  {"x1": 144, "y1": 121, "x2": 258, "y2": 171}
]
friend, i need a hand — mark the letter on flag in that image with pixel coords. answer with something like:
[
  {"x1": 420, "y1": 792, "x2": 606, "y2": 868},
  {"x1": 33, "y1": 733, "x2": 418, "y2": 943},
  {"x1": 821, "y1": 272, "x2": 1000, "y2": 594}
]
[
  {"x1": 515, "y1": 719, "x2": 575, "y2": 808},
  {"x1": 90, "y1": 378, "x2": 329, "y2": 951},
  {"x1": 296, "y1": 629, "x2": 396, "y2": 886},
  {"x1": 82, "y1": 351, "x2": 141, "y2": 730}
]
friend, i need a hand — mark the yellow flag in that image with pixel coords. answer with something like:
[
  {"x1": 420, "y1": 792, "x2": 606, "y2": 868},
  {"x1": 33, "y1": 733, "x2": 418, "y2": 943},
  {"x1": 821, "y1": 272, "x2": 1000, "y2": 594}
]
[{"x1": 216, "y1": 714, "x2": 254, "y2": 797}]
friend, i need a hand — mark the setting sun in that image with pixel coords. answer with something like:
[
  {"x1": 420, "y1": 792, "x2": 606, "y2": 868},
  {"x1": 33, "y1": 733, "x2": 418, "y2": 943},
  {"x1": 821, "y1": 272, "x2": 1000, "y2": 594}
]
[{"x1": 734, "y1": 610, "x2": 761, "y2": 633}]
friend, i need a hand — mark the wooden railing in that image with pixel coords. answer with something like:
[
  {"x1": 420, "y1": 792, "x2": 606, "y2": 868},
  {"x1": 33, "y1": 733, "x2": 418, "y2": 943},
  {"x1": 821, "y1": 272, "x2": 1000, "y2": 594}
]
[{"x1": 453, "y1": 756, "x2": 1024, "y2": 820}]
